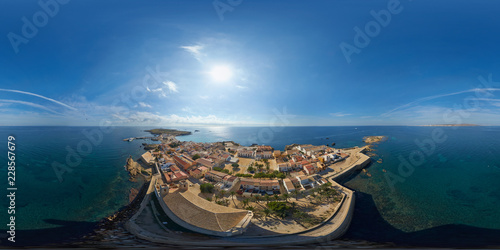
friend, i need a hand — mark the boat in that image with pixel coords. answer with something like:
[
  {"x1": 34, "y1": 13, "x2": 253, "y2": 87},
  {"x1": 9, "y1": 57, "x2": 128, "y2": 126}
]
[{"x1": 194, "y1": 130, "x2": 200, "y2": 132}]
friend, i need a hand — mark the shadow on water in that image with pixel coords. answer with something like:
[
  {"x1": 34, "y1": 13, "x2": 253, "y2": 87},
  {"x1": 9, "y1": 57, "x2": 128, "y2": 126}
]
[
  {"x1": 1, "y1": 219, "x2": 97, "y2": 247},
  {"x1": 343, "y1": 191, "x2": 500, "y2": 248}
]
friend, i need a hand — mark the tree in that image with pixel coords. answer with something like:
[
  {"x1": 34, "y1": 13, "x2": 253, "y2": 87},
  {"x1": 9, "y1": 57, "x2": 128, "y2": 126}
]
[
  {"x1": 264, "y1": 194, "x2": 270, "y2": 204},
  {"x1": 263, "y1": 208, "x2": 271, "y2": 219},
  {"x1": 247, "y1": 166, "x2": 255, "y2": 173},
  {"x1": 282, "y1": 193, "x2": 290, "y2": 203},
  {"x1": 292, "y1": 189, "x2": 300, "y2": 200},
  {"x1": 200, "y1": 183, "x2": 214, "y2": 193},
  {"x1": 267, "y1": 201, "x2": 290, "y2": 218},
  {"x1": 274, "y1": 194, "x2": 280, "y2": 202},
  {"x1": 231, "y1": 163, "x2": 239, "y2": 168},
  {"x1": 254, "y1": 195, "x2": 261, "y2": 204},
  {"x1": 242, "y1": 198, "x2": 249, "y2": 207},
  {"x1": 192, "y1": 154, "x2": 201, "y2": 160}
]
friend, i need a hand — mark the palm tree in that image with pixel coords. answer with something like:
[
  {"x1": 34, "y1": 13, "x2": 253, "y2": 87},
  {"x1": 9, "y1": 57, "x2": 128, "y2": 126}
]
[
  {"x1": 264, "y1": 194, "x2": 270, "y2": 204},
  {"x1": 274, "y1": 194, "x2": 279, "y2": 202},
  {"x1": 292, "y1": 189, "x2": 300, "y2": 200},
  {"x1": 282, "y1": 193, "x2": 290, "y2": 203},
  {"x1": 242, "y1": 198, "x2": 249, "y2": 207},
  {"x1": 230, "y1": 191, "x2": 236, "y2": 207},
  {"x1": 263, "y1": 208, "x2": 271, "y2": 219},
  {"x1": 254, "y1": 195, "x2": 261, "y2": 204}
]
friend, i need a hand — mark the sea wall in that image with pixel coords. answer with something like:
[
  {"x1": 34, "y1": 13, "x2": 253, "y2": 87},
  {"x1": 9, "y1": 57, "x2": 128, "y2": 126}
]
[{"x1": 332, "y1": 152, "x2": 371, "y2": 182}]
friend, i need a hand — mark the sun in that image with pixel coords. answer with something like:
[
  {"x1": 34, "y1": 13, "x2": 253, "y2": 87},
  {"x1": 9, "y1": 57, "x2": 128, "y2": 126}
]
[{"x1": 209, "y1": 65, "x2": 233, "y2": 82}]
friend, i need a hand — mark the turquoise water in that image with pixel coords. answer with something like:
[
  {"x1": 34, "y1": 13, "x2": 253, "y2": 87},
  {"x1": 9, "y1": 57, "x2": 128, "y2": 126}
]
[{"x1": 1, "y1": 126, "x2": 499, "y2": 247}]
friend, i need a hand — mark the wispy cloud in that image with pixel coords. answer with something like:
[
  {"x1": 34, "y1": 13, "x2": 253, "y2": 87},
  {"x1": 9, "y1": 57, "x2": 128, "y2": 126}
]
[
  {"x1": 382, "y1": 88, "x2": 500, "y2": 117},
  {"x1": 0, "y1": 89, "x2": 77, "y2": 110},
  {"x1": 146, "y1": 81, "x2": 178, "y2": 98},
  {"x1": 0, "y1": 99, "x2": 63, "y2": 115},
  {"x1": 330, "y1": 112, "x2": 352, "y2": 117},
  {"x1": 180, "y1": 45, "x2": 204, "y2": 62}
]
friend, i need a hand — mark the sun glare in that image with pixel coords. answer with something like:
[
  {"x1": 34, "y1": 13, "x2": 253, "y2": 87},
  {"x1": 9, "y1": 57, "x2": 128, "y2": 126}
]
[{"x1": 209, "y1": 65, "x2": 232, "y2": 82}]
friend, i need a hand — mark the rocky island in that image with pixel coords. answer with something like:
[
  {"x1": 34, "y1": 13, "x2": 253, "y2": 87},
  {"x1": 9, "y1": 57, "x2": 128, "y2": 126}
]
[
  {"x1": 145, "y1": 128, "x2": 192, "y2": 136},
  {"x1": 363, "y1": 135, "x2": 387, "y2": 144}
]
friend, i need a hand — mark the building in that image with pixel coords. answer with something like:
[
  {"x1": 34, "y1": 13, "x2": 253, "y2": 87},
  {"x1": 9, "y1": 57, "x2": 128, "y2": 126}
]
[
  {"x1": 205, "y1": 171, "x2": 228, "y2": 183},
  {"x1": 240, "y1": 178, "x2": 260, "y2": 190},
  {"x1": 196, "y1": 158, "x2": 215, "y2": 169},
  {"x1": 283, "y1": 178, "x2": 295, "y2": 193},
  {"x1": 141, "y1": 151, "x2": 155, "y2": 166},
  {"x1": 173, "y1": 155, "x2": 192, "y2": 171},
  {"x1": 273, "y1": 150, "x2": 281, "y2": 158},
  {"x1": 238, "y1": 149, "x2": 255, "y2": 158},
  {"x1": 171, "y1": 171, "x2": 189, "y2": 182},
  {"x1": 189, "y1": 168, "x2": 203, "y2": 179},
  {"x1": 278, "y1": 162, "x2": 292, "y2": 172},
  {"x1": 260, "y1": 180, "x2": 280, "y2": 192},
  {"x1": 303, "y1": 164, "x2": 317, "y2": 175},
  {"x1": 255, "y1": 151, "x2": 273, "y2": 160}
]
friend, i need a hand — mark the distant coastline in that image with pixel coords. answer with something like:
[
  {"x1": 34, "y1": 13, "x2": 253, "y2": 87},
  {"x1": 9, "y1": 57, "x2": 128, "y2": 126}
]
[{"x1": 416, "y1": 124, "x2": 479, "y2": 127}]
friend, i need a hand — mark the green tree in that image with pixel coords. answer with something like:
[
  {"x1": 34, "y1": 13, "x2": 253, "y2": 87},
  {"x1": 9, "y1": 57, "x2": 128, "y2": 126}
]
[
  {"x1": 192, "y1": 154, "x2": 201, "y2": 160},
  {"x1": 231, "y1": 163, "x2": 239, "y2": 168},
  {"x1": 247, "y1": 166, "x2": 255, "y2": 173},
  {"x1": 282, "y1": 193, "x2": 290, "y2": 203},
  {"x1": 200, "y1": 183, "x2": 214, "y2": 193},
  {"x1": 242, "y1": 198, "x2": 249, "y2": 207},
  {"x1": 263, "y1": 208, "x2": 271, "y2": 219},
  {"x1": 267, "y1": 201, "x2": 290, "y2": 218},
  {"x1": 264, "y1": 194, "x2": 270, "y2": 204}
]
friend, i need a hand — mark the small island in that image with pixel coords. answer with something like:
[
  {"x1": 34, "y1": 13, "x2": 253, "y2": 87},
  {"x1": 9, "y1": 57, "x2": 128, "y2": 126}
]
[
  {"x1": 145, "y1": 128, "x2": 192, "y2": 136},
  {"x1": 363, "y1": 135, "x2": 387, "y2": 144}
]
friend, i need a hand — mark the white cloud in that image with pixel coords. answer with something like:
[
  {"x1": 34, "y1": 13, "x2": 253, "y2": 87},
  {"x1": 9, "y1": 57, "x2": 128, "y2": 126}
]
[
  {"x1": 180, "y1": 45, "x2": 204, "y2": 62},
  {"x1": 138, "y1": 102, "x2": 152, "y2": 108},
  {"x1": 329, "y1": 112, "x2": 352, "y2": 117},
  {"x1": 110, "y1": 111, "x2": 251, "y2": 125},
  {"x1": 163, "y1": 81, "x2": 178, "y2": 93}
]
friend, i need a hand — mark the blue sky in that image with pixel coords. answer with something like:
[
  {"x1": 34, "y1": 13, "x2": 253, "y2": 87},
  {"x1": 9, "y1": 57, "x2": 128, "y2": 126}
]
[{"x1": 1, "y1": 0, "x2": 500, "y2": 126}]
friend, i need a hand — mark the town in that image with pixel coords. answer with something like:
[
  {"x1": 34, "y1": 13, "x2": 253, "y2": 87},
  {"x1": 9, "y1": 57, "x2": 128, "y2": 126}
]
[{"x1": 122, "y1": 132, "x2": 376, "y2": 246}]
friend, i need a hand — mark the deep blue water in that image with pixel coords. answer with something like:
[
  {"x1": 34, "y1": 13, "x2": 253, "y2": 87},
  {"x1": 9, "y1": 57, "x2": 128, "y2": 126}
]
[{"x1": 1, "y1": 126, "x2": 499, "y2": 247}]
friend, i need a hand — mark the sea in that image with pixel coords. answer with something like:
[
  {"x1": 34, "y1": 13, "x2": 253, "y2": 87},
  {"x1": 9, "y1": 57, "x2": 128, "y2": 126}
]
[{"x1": 1, "y1": 126, "x2": 499, "y2": 247}]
